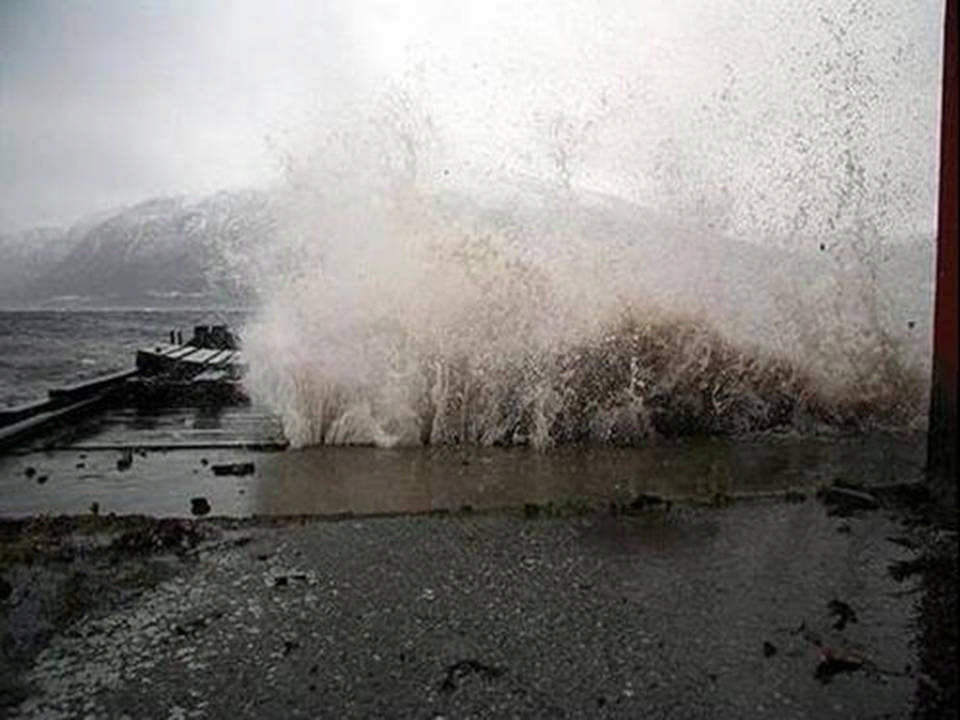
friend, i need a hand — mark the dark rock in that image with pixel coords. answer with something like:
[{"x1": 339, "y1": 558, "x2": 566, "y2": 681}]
[
  {"x1": 24, "y1": 466, "x2": 35, "y2": 478},
  {"x1": 889, "y1": 557, "x2": 931, "y2": 582},
  {"x1": 763, "y1": 641, "x2": 777, "y2": 657},
  {"x1": 155, "y1": 518, "x2": 201, "y2": 549},
  {"x1": 90, "y1": 502, "x2": 99, "y2": 516},
  {"x1": 886, "y1": 535, "x2": 917, "y2": 549},
  {"x1": 36, "y1": 475, "x2": 48, "y2": 485},
  {"x1": 817, "y1": 485, "x2": 880, "y2": 516},
  {"x1": 828, "y1": 599, "x2": 858, "y2": 630},
  {"x1": 627, "y1": 493, "x2": 666, "y2": 512},
  {"x1": 75, "y1": 462, "x2": 85, "y2": 469},
  {"x1": 0, "y1": 575, "x2": 12, "y2": 600},
  {"x1": 116, "y1": 449, "x2": 133, "y2": 472},
  {"x1": 815, "y1": 647, "x2": 865, "y2": 683},
  {"x1": 111, "y1": 518, "x2": 201, "y2": 554},
  {"x1": 523, "y1": 503, "x2": 540, "y2": 518},
  {"x1": 190, "y1": 497, "x2": 211, "y2": 517},
  {"x1": 211, "y1": 462, "x2": 255, "y2": 477},
  {"x1": 200, "y1": 458, "x2": 209, "y2": 466},
  {"x1": 282, "y1": 639, "x2": 299, "y2": 656},
  {"x1": 439, "y1": 659, "x2": 505, "y2": 693}
]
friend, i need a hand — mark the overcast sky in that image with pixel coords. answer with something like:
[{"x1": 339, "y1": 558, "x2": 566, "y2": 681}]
[{"x1": 0, "y1": 0, "x2": 946, "y2": 235}]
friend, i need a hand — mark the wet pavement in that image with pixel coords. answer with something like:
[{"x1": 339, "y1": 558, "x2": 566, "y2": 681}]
[
  {"x1": 2, "y1": 497, "x2": 941, "y2": 719},
  {"x1": 0, "y1": 420, "x2": 926, "y2": 518}
]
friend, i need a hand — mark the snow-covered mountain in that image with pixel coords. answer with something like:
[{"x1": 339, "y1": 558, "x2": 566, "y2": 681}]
[{"x1": 0, "y1": 190, "x2": 275, "y2": 308}]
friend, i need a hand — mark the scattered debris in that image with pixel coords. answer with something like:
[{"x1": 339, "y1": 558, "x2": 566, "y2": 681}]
[
  {"x1": 421, "y1": 588, "x2": 436, "y2": 602},
  {"x1": 36, "y1": 475, "x2": 48, "y2": 485},
  {"x1": 111, "y1": 518, "x2": 202, "y2": 554},
  {"x1": 212, "y1": 462, "x2": 255, "y2": 477},
  {"x1": 265, "y1": 569, "x2": 318, "y2": 587},
  {"x1": 282, "y1": 639, "x2": 300, "y2": 656},
  {"x1": 888, "y1": 557, "x2": 931, "y2": 582},
  {"x1": 76, "y1": 462, "x2": 85, "y2": 469},
  {"x1": 885, "y1": 536, "x2": 917, "y2": 550},
  {"x1": 625, "y1": 493, "x2": 669, "y2": 513},
  {"x1": 190, "y1": 497, "x2": 211, "y2": 517},
  {"x1": 116, "y1": 449, "x2": 133, "y2": 472},
  {"x1": 23, "y1": 466, "x2": 36, "y2": 479},
  {"x1": 763, "y1": 641, "x2": 777, "y2": 657},
  {"x1": 817, "y1": 484, "x2": 880, "y2": 516},
  {"x1": 200, "y1": 458, "x2": 209, "y2": 466},
  {"x1": 439, "y1": 659, "x2": 505, "y2": 693},
  {"x1": 828, "y1": 599, "x2": 858, "y2": 630},
  {"x1": 815, "y1": 646, "x2": 866, "y2": 683}
]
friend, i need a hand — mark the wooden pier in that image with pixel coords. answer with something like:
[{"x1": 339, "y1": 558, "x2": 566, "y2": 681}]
[{"x1": 0, "y1": 324, "x2": 276, "y2": 451}]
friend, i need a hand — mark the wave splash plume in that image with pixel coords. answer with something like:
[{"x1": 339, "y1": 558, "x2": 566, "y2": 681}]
[{"x1": 238, "y1": 113, "x2": 928, "y2": 449}]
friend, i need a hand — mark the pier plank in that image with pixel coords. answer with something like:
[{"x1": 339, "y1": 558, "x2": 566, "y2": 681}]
[
  {"x1": 48, "y1": 369, "x2": 138, "y2": 401},
  {"x1": 206, "y1": 350, "x2": 234, "y2": 366},
  {"x1": 165, "y1": 346, "x2": 201, "y2": 361},
  {"x1": 182, "y1": 348, "x2": 220, "y2": 365}
]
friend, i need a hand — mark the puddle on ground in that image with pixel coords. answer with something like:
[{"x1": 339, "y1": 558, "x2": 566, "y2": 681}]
[{"x1": 0, "y1": 420, "x2": 925, "y2": 518}]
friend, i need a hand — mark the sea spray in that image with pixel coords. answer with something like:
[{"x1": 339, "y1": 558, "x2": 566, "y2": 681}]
[
  {"x1": 232, "y1": 5, "x2": 935, "y2": 447},
  {"x1": 239, "y1": 165, "x2": 929, "y2": 448}
]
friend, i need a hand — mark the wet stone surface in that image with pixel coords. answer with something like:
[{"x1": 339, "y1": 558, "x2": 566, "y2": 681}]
[{"x1": 1, "y1": 497, "x2": 945, "y2": 719}]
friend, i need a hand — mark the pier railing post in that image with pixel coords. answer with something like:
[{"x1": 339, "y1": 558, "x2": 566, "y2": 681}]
[{"x1": 928, "y1": 0, "x2": 958, "y2": 510}]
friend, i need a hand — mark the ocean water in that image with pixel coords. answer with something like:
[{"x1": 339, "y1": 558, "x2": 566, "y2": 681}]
[{"x1": 0, "y1": 310, "x2": 246, "y2": 407}]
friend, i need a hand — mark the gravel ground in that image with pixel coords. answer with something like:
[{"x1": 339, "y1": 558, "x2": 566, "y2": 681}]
[{"x1": 0, "y1": 490, "x2": 956, "y2": 719}]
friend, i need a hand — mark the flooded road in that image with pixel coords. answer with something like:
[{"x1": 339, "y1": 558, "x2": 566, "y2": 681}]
[{"x1": 0, "y1": 403, "x2": 926, "y2": 518}]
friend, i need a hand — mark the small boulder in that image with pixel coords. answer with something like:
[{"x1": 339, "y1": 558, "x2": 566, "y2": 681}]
[
  {"x1": 817, "y1": 485, "x2": 879, "y2": 516},
  {"x1": 116, "y1": 449, "x2": 134, "y2": 472},
  {"x1": 190, "y1": 497, "x2": 211, "y2": 517},
  {"x1": 815, "y1": 647, "x2": 865, "y2": 683},
  {"x1": 827, "y1": 599, "x2": 858, "y2": 630},
  {"x1": 211, "y1": 462, "x2": 255, "y2": 477}
]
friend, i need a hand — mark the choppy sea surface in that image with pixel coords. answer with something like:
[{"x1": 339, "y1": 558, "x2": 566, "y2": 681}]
[{"x1": 0, "y1": 309, "x2": 246, "y2": 407}]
